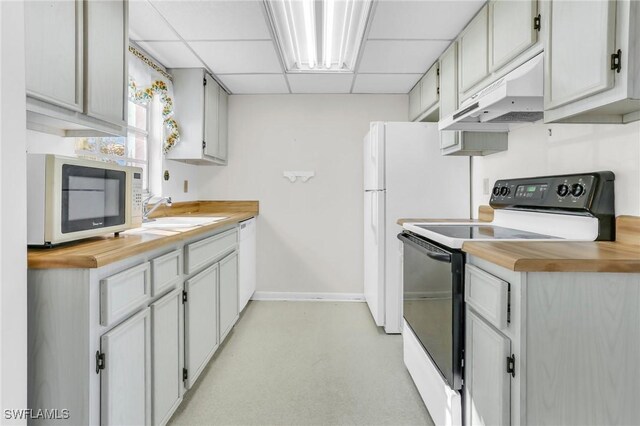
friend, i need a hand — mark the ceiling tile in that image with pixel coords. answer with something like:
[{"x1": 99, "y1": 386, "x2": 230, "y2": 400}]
[
  {"x1": 218, "y1": 74, "x2": 289, "y2": 94},
  {"x1": 287, "y1": 74, "x2": 354, "y2": 94},
  {"x1": 352, "y1": 74, "x2": 422, "y2": 94},
  {"x1": 129, "y1": 0, "x2": 178, "y2": 41},
  {"x1": 136, "y1": 41, "x2": 203, "y2": 68},
  {"x1": 358, "y1": 40, "x2": 450, "y2": 73},
  {"x1": 368, "y1": 0, "x2": 485, "y2": 40},
  {"x1": 149, "y1": 0, "x2": 271, "y2": 41},
  {"x1": 189, "y1": 41, "x2": 282, "y2": 74}
]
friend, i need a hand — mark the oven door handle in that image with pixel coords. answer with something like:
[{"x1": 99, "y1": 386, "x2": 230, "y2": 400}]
[{"x1": 398, "y1": 233, "x2": 452, "y2": 263}]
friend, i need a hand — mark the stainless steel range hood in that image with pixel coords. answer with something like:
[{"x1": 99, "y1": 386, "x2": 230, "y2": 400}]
[{"x1": 439, "y1": 54, "x2": 543, "y2": 132}]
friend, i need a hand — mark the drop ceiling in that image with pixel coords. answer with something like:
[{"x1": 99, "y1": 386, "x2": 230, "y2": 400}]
[{"x1": 129, "y1": 0, "x2": 486, "y2": 95}]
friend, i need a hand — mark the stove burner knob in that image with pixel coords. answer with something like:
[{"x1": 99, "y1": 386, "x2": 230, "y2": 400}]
[
  {"x1": 571, "y1": 183, "x2": 585, "y2": 197},
  {"x1": 500, "y1": 187, "x2": 510, "y2": 196},
  {"x1": 492, "y1": 187, "x2": 501, "y2": 196},
  {"x1": 557, "y1": 184, "x2": 569, "y2": 197}
]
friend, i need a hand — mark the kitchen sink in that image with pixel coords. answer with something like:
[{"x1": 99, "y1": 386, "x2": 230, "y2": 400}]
[{"x1": 140, "y1": 216, "x2": 228, "y2": 229}]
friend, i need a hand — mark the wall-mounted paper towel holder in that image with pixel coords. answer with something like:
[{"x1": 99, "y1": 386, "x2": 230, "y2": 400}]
[{"x1": 283, "y1": 171, "x2": 315, "y2": 183}]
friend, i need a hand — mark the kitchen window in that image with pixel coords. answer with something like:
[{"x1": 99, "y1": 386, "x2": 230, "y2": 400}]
[{"x1": 75, "y1": 100, "x2": 152, "y2": 194}]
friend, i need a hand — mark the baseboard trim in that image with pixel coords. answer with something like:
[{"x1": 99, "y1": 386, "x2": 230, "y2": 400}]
[{"x1": 251, "y1": 292, "x2": 365, "y2": 302}]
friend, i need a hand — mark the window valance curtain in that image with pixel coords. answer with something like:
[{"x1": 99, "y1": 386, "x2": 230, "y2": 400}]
[{"x1": 128, "y1": 44, "x2": 180, "y2": 154}]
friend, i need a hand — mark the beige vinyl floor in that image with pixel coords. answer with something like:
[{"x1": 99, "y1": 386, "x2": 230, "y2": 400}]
[{"x1": 169, "y1": 301, "x2": 434, "y2": 426}]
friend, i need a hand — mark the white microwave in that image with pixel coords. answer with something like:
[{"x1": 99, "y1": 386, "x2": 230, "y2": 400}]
[{"x1": 27, "y1": 154, "x2": 143, "y2": 246}]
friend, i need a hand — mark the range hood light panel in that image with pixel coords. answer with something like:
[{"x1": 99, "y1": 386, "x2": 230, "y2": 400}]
[{"x1": 266, "y1": 0, "x2": 372, "y2": 73}]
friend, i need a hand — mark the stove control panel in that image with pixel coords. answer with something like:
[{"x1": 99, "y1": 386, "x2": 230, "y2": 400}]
[
  {"x1": 489, "y1": 172, "x2": 615, "y2": 240},
  {"x1": 489, "y1": 171, "x2": 615, "y2": 240}
]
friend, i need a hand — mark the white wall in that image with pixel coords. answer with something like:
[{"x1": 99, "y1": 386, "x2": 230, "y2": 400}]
[
  {"x1": 471, "y1": 121, "x2": 640, "y2": 217},
  {"x1": 0, "y1": 1, "x2": 27, "y2": 423},
  {"x1": 198, "y1": 94, "x2": 408, "y2": 296}
]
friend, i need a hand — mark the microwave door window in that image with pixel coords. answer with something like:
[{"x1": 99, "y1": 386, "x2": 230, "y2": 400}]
[
  {"x1": 67, "y1": 177, "x2": 120, "y2": 221},
  {"x1": 61, "y1": 165, "x2": 126, "y2": 233}
]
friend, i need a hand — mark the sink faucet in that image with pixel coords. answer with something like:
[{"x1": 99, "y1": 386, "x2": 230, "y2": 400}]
[{"x1": 143, "y1": 196, "x2": 172, "y2": 222}]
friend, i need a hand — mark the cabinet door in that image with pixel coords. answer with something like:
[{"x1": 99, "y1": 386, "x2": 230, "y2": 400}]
[
  {"x1": 217, "y1": 88, "x2": 229, "y2": 163},
  {"x1": 219, "y1": 252, "x2": 239, "y2": 341},
  {"x1": 151, "y1": 289, "x2": 183, "y2": 426},
  {"x1": 545, "y1": 0, "x2": 616, "y2": 109},
  {"x1": 24, "y1": 0, "x2": 83, "y2": 112},
  {"x1": 489, "y1": 0, "x2": 538, "y2": 72},
  {"x1": 408, "y1": 82, "x2": 421, "y2": 121},
  {"x1": 465, "y1": 309, "x2": 511, "y2": 426},
  {"x1": 459, "y1": 5, "x2": 489, "y2": 93},
  {"x1": 203, "y1": 74, "x2": 220, "y2": 159},
  {"x1": 420, "y1": 64, "x2": 439, "y2": 113},
  {"x1": 184, "y1": 263, "x2": 218, "y2": 389},
  {"x1": 101, "y1": 308, "x2": 151, "y2": 426},
  {"x1": 85, "y1": 0, "x2": 127, "y2": 126},
  {"x1": 439, "y1": 42, "x2": 458, "y2": 119}
]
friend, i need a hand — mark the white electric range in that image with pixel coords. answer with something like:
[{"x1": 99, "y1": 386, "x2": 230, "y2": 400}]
[{"x1": 398, "y1": 171, "x2": 616, "y2": 426}]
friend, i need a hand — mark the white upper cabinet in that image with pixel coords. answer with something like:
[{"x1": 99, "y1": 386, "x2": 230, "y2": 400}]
[
  {"x1": 439, "y1": 42, "x2": 459, "y2": 120},
  {"x1": 25, "y1": 0, "x2": 83, "y2": 112},
  {"x1": 545, "y1": 0, "x2": 616, "y2": 109},
  {"x1": 85, "y1": 0, "x2": 128, "y2": 127},
  {"x1": 544, "y1": 0, "x2": 640, "y2": 123},
  {"x1": 167, "y1": 68, "x2": 229, "y2": 165},
  {"x1": 439, "y1": 42, "x2": 459, "y2": 150},
  {"x1": 489, "y1": 0, "x2": 538, "y2": 73},
  {"x1": 420, "y1": 63, "x2": 440, "y2": 114},
  {"x1": 408, "y1": 82, "x2": 422, "y2": 121},
  {"x1": 459, "y1": 4, "x2": 489, "y2": 94},
  {"x1": 24, "y1": 0, "x2": 128, "y2": 136},
  {"x1": 218, "y1": 89, "x2": 229, "y2": 164},
  {"x1": 203, "y1": 73, "x2": 220, "y2": 159}
]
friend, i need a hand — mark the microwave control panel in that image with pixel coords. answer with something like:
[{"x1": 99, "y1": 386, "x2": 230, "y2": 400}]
[{"x1": 131, "y1": 170, "x2": 143, "y2": 226}]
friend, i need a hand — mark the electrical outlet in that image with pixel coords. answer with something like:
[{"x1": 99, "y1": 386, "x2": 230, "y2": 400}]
[
  {"x1": 483, "y1": 178, "x2": 490, "y2": 195},
  {"x1": 183, "y1": 180, "x2": 189, "y2": 193}
]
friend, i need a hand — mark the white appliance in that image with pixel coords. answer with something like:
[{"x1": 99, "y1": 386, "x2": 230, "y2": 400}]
[
  {"x1": 239, "y1": 217, "x2": 257, "y2": 312},
  {"x1": 399, "y1": 171, "x2": 615, "y2": 425},
  {"x1": 439, "y1": 53, "x2": 544, "y2": 132},
  {"x1": 27, "y1": 154, "x2": 143, "y2": 246},
  {"x1": 363, "y1": 122, "x2": 470, "y2": 334}
]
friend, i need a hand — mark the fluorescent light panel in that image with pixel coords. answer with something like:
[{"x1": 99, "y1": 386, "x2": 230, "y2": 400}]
[{"x1": 266, "y1": 0, "x2": 372, "y2": 73}]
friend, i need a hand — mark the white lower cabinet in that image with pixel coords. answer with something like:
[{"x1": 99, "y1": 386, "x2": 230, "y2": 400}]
[
  {"x1": 184, "y1": 263, "x2": 219, "y2": 389},
  {"x1": 219, "y1": 252, "x2": 239, "y2": 341},
  {"x1": 28, "y1": 223, "x2": 250, "y2": 425},
  {"x1": 151, "y1": 288, "x2": 184, "y2": 426},
  {"x1": 100, "y1": 308, "x2": 152, "y2": 426},
  {"x1": 465, "y1": 309, "x2": 511, "y2": 426},
  {"x1": 465, "y1": 257, "x2": 640, "y2": 425}
]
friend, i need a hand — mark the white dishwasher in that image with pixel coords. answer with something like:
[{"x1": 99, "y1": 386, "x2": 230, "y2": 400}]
[{"x1": 238, "y1": 217, "x2": 256, "y2": 312}]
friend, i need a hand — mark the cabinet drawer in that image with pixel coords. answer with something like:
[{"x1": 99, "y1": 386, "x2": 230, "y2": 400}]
[
  {"x1": 185, "y1": 228, "x2": 237, "y2": 275},
  {"x1": 465, "y1": 264, "x2": 509, "y2": 330},
  {"x1": 151, "y1": 249, "x2": 182, "y2": 297},
  {"x1": 101, "y1": 262, "x2": 151, "y2": 327}
]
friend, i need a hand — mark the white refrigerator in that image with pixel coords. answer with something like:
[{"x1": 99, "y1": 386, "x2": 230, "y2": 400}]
[{"x1": 363, "y1": 122, "x2": 470, "y2": 334}]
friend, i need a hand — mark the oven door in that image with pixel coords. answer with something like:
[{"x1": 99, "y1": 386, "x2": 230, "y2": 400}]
[
  {"x1": 398, "y1": 231, "x2": 465, "y2": 390},
  {"x1": 61, "y1": 163, "x2": 127, "y2": 234}
]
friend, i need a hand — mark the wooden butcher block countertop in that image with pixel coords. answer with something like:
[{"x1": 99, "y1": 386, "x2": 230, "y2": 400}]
[
  {"x1": 28, "y1": 201, "x2": 258, "y2": 269},
  {"x1": 399, "y1": 207, "x2": 640, "y2": 273}
]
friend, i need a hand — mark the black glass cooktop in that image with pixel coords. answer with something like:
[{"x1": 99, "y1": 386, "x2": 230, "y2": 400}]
[{"x1": 415, "y1": 225, "x2": 558, "y2": 240}]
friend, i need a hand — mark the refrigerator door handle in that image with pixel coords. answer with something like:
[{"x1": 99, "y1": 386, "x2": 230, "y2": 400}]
[{"x1": 370, "y1": 192, "x2": 378, "y2": 243}]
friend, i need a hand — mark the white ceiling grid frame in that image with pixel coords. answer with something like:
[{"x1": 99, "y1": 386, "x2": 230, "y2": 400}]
[{"x1": 128, "y1": 0, "x2": 487, "y2": 95}]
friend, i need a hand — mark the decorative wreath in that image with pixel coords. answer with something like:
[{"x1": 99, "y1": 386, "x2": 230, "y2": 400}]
[{"x1": 128, "y1": 78, "x2": 180, "y2": 154}]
